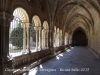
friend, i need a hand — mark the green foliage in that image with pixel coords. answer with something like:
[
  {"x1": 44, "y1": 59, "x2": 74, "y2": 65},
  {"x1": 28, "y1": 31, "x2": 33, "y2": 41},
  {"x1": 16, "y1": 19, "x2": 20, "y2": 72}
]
[
  {"x1": 30, "y1": 20, "x2": 36, "y2": 42},
  {"x1": 10, "y1": 23, "x2": 23, "y2": 48}
]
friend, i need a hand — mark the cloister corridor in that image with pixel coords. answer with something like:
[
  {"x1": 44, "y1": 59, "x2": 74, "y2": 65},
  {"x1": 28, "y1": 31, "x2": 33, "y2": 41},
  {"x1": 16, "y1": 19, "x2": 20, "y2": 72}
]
[
  {"x1": 23, "y1": 46, "x2": 100, "y2": 75},
  {"x1": 1, "y1": 0, "x2": 100, "y2": 75}
]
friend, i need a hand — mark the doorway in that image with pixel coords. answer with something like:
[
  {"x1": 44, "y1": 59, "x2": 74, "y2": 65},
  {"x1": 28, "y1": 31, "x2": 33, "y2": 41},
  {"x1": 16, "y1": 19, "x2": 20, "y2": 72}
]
[{"x1": 72, "y1": 28, "x2": 88, "y2": 46}]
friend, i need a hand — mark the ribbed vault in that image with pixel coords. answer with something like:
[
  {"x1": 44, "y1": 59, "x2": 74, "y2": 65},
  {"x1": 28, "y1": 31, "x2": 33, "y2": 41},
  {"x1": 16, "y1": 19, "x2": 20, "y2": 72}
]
[{"x1": 47, "y1": 0, "x2": 100, "y2": 37}]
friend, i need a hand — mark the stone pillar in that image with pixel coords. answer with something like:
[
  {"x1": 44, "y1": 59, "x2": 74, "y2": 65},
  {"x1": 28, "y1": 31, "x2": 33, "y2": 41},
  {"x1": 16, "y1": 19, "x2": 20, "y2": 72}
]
[
  {"x1": 65, "y1": 34, "x2": 66, "y2": 45},
  {"x1": 26, "y1": 23, "x2": 30, "y2": 53},
  {"x1": 56, "y1": 33, "x2": 58, "y2": 47},
  {"x1": 43, "y1": 29, "x2": 46, "y2": 48},
  {"x1": 34, "y1": 27, "x2": 39, "y2": 51},
  {"x1": 68, "y1": 35, "x2": 70, "y2": 48},
  {"x1": 38, "y1": 27, "x2": 42, "y2": 50},
  {"x1": 42, "y1": 29, "x2": 47, "y2": 49},
  {"x1": 61, "y1": 33, "x2": 62, "y2": 46},
  {"x1": 70, "y1": 37, "x2": 72, "y2": 46},
  {"x1": 62, "y1": 35, "x2": 65, "y2": 46},
  {"x1": 62, "y1": 34, "x2": 67, "y2": 50},
  {"x1": 59, "y1": 33, "x2": 61, "y2": 46},
  {"x1": 22, "y1": 24, "x2": 27, "y2": 53},
  {"x1": 68, "y1": 34, "x2": 71, "y2": 48},
  {"x1": 0, "y1": 12, "x2": 13, "y2": 75},
  {"x1": 49, "y1": 30, "x2": 55, "y2": 55},
  {"x1": 53, "y1": 32, "x2": 55, "y2": 47},
  {"x1": 42, "y1": 29, "x2": 44, "y2": 48},
  {"x1": 58, "y1": 32, "x2": 60, "y2": 47},
  {"x1": 46, "y1": 29, "x2": 49, "y2": 48}
]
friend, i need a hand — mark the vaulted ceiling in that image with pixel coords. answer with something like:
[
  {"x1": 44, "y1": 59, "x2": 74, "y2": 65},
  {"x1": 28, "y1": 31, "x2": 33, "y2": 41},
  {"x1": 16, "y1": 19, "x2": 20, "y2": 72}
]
[
  {"x1": 44, "y1": 0, "x2": 100, "y2": 35},
  {"x1": 2, "y1": 0, "x2": 99, "y2": 35}
]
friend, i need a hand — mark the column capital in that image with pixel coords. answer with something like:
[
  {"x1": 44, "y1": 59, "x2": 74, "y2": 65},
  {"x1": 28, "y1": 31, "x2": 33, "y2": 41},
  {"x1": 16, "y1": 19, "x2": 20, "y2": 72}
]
[
  {"x1": 34, "y1": 26, "x2": 39, "y2": 31},
  {"x1": 34, "y1": 26, "x2": 42, "y2": 31},
  {"x1": 38, "y1": 26, "x2": 42, "y2": 30},
  {"x1": 44, "y1": 29, "x2": 49, "y2": 32},
  {"x1": 25, "y1": 23, "x2": 30, "y2": 28}
]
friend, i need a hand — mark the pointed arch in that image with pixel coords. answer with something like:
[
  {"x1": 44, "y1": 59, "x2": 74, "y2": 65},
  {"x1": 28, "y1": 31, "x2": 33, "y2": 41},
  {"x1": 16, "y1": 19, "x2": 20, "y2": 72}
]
[{"x1": 72, "y1": 27, "x2": 88, "y2": 46}]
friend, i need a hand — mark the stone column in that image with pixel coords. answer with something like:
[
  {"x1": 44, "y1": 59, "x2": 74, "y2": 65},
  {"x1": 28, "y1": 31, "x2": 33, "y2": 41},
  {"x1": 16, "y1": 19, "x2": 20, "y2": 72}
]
[
  {"x1": 44, "y1": 30, "x2": 46, "y2": 48},
  {"x1": 62, "y1": 34, "x2": 67, "y2": 50},
  {"x1": 56, "y1": 33, "x2": 58, "y2": 47},
  {"x1": 53, "y1": 32, "x2": 55, "y2": 47},
  {"x1": 34, "y1": 27, "x2": 39, "y2": 51},
  {"x1": 60, "y1": 31, "x2": 62, "y2": 46},
  {"x1": 62, "y1": 35, "x2": 65, "y2": 46},
  {"x1": 68, "y1": 35, "x2": 70, "y2": 48},
  {"x1": 42, "y1": 29, "x2": 44, "y2": 48},
  {"x1": 38, "y1": 27, "x2": 42, "y2": 50},
  {"x1": 42, "y1": 29, "x2": 46, "y2": 49},
  {"x1": 46, "y1": 29, "x2": 49, "y2": 48},
  {"x1": 49, "y1": 30, "x2": 55, "y2": 55},
  {"x1": 59, "y1": 32, "x2": 61, "y2": 46},
  {"x1": 22, "y1": 24, "x2": 27, "y2": 54},
  {"x1": 0, "y1": 12, "x2": 13, "y2": 75},
  {"x1": 70, "y1": 37, "x2": 72, "y2": 46},
  {"x1": 58, "y1": 32, "x2": 60, "y2": 47},
  {"x1": 26, "y1": 23, "x2": 30, "y2": 53},
  {"x1": 68, "y1": 34, "x2": 71, "y2": 48},
  {"x1": 65, "y1": 35, "x2": 67, "y2": 45}
]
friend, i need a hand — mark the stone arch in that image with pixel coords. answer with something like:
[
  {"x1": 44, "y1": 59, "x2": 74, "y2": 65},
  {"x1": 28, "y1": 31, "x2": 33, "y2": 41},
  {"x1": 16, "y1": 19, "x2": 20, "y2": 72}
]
[
  {"x1": 64, "y1": 13, "x2": 94, "y2": 37},
  {"x1": 56, "y1": 0, "x2": 100, "y2": 18},
  {"x1": 72, "y1": 27, "x2": 88, "y2": 46},
  {"x1": 32, "y1": 15, "x2": 41, "y2": 26},
  {"x1": 43, "y1": 21, "x2": 49, "y2": 29},
  {"x1": 63, "y1": 7, "x2": 94, "y2": 35},
  {"x1": 64, "y1": 5, "x2": 93, "y2": 26},
  {"x1": 70, "y1": 22, "x2": 89, "y2": 39},
  {"x1": 31, "y1": 15, "x2": 42, "y2": 51},
  {"x1": 55, "y1": 0, "x2": 100, "y2": 36},
  {"x1": 9, "y1": 7, "x2": 29, "y2": 57},
  {"x1": 13, "y1": 7, "x2": 29, "y2": 22}
]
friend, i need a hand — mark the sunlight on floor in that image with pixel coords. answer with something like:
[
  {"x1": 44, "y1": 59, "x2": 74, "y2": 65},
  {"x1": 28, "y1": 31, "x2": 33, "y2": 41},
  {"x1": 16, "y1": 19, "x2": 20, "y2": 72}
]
[
  {"x1": 58, "y1": 53, "x2": 63, "y2": 57},
  {"x1": 56, "y1": 56, "x2": 60, "y2": 60},
  {"x1": 29, "y1": 67, "x2": 38, "y2": 75},
  {"x1": 40, "y1": 64, "x2": 43, "y2": 68},
  {"x1": 71, "y1": 47, "x2": 73, "y2": 49},
  {"x1": 56, "y1": 53, "x2": 64, "y2": 60},
  {"x1": 66, "y1": 49, "x2": 71, "y2": 52}
]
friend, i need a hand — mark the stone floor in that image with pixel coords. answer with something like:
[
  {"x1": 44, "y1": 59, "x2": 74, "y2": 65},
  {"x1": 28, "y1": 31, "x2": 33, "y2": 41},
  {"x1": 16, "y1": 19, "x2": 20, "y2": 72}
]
[{"x1": 24, "y1": 46, "x2": 100, "y2": 75}]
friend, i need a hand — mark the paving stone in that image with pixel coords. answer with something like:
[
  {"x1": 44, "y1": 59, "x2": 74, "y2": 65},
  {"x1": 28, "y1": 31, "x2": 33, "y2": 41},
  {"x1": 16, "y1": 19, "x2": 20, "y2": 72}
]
[{"x1": 24, "y1": 46, "x2": 100, "y2": 75}]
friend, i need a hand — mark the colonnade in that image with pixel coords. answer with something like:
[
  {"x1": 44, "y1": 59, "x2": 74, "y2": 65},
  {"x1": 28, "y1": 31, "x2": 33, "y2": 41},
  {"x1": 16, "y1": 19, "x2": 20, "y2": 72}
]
[{"x1": 53, "y1": 26, "x2": 72, "y2": 48}]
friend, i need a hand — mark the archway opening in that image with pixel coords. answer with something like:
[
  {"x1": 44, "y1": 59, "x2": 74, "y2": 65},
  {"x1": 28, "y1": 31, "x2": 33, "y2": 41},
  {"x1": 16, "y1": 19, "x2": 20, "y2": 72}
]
[
  {"x1": 72, "y1": 28, "x2": 88, "y2": 46},
  {"x1": 9, "y1": 7, "x2": 29, "y2": 57},
  {"x1": 42, "y1": 21, "x2": 49, "y2": 49}
]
